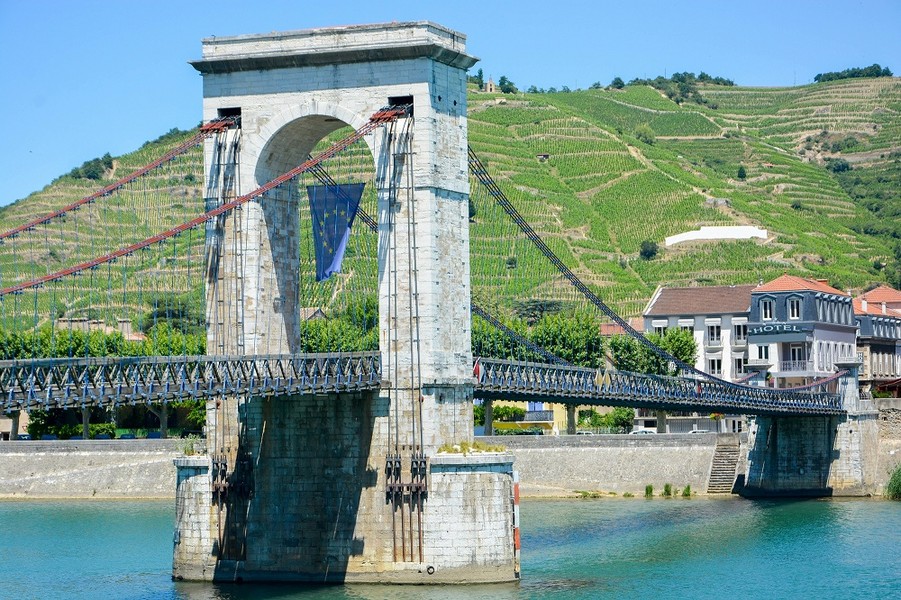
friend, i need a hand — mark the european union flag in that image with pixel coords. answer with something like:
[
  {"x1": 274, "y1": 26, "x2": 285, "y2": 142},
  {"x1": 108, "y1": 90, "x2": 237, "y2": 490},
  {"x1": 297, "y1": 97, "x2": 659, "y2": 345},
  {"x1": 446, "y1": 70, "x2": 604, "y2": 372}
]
[{"x1": 307, "y1": 183, "x2": 365, "y2": 281}]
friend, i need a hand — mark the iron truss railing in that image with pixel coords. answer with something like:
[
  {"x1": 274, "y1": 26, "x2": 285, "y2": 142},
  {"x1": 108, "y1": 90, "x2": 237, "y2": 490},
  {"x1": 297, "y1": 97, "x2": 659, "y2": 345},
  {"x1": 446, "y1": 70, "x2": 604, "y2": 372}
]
[
  {"x1": 1, "y1": 354, "x2": 844, "y2": 416},
  {"x1": 473, "y1": 358, "x2": 845, "y2": 416},
  {"x1": 0, "y1": 352, "x2": 382, "y2": 411}
]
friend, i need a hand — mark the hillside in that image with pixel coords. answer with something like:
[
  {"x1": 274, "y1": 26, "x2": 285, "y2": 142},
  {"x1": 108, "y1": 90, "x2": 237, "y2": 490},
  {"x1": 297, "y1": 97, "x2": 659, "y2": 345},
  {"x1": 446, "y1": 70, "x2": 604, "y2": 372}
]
[
  {"x1": 1, "y1": 78, "x2": 898, "y2": 321},
  {"x1": 468, "y1": 77, "x2": 900, "y2": 315}
]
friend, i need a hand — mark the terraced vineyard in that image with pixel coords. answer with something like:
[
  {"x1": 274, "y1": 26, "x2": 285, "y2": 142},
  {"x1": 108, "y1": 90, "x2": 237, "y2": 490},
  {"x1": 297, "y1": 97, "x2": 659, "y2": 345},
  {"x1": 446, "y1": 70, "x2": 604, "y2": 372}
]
[
  {"x1": 468, "y1": 78, "x2": 899, "y2": 315},
  {"x1": 1, "y1": 77, "x2": 898, "y2": 324}
]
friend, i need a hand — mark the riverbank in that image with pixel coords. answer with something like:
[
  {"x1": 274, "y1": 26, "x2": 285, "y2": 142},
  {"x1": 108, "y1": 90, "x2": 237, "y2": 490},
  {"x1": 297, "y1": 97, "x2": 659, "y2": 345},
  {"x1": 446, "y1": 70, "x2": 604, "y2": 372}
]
[
  {"x1": 1, "y1": 421, "x2": 899, "y2": 499},
  {"x1": 0, "y1": 439, "x2": 184, "y2": 498},
  {"x1": 480, "y1": 432, "x2": 724, "y2": 497}
]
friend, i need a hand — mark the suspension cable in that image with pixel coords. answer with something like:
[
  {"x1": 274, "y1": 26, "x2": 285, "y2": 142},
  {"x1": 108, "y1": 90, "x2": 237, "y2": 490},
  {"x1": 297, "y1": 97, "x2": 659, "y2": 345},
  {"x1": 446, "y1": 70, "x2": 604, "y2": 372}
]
[{"x1": 1, "y1": 107, "x2": 408, "y2": 298}]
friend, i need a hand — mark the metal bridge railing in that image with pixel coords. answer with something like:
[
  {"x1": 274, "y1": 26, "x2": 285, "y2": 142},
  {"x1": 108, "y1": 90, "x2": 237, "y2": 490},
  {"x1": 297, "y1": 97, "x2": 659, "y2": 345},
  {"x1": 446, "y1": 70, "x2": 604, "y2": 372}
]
[
  {"x1": 3, "y1": 353, "x2": 844, "y2": 416},
  {"x1": 0, "y1": 352, "x2": 382, "y2": 410},
  {"x1": 472, "y1": 357, "x2": 844, "y2": 416}
]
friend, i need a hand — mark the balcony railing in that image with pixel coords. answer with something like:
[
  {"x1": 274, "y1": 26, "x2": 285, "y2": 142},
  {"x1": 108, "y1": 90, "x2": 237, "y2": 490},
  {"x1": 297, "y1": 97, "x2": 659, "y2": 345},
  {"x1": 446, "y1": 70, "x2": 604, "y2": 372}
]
[
  {"x1": 523, "y1": 410, "x2": 555, "y2": 422},
  {"x1": 732, "y1": 337, "x2": 748, "y2": 347},
  {"x1": 704, "y1": 337, "x2": 723, "y2": 348},
  {"x1": 780, "y1": 360, "x2": 814, "y2": 372}
]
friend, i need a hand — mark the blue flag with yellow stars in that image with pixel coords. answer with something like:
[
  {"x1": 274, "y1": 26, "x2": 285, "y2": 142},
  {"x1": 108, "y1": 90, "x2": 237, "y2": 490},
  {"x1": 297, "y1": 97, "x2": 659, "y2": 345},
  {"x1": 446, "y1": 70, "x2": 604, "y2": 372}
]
[{"x1": 307, "y1": 183, "x2": 365, "y2": 281}]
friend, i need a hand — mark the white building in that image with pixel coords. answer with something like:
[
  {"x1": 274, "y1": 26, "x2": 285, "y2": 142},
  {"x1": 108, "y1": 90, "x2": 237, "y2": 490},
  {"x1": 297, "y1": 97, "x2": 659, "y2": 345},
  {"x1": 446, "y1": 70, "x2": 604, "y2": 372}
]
[{"x1": 643, "y1": 284, "x2": 757, "y2": 432}]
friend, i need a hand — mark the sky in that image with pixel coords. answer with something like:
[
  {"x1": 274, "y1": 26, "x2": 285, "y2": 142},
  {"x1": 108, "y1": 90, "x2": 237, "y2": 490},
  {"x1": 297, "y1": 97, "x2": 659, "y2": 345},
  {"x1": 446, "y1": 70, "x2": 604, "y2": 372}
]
[{"x1": 1, "y1": 0, "x2": 898, "y2": 206}]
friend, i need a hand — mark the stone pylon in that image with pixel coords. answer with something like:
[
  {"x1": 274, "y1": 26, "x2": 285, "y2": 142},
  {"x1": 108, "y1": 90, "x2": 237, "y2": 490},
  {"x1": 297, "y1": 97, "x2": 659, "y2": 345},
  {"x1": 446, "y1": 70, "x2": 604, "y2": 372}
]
[{"x1": 173, "y1": 22, "x2": 518, "y2": 583}]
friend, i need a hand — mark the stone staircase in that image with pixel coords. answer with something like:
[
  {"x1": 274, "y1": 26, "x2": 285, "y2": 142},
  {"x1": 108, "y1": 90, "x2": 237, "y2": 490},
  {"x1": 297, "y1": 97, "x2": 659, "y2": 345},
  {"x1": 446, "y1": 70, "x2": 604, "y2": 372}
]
[{"x1": 707, "y1": 439, "x2": 740, "y2": 494}]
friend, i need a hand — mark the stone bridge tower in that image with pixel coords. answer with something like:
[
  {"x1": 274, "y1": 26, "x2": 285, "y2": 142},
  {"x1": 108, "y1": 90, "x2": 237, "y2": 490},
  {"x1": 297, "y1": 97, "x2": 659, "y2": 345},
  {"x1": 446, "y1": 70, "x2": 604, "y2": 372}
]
[{"x1": 173, "y1": 22, "x2": 518, "y2": 584}]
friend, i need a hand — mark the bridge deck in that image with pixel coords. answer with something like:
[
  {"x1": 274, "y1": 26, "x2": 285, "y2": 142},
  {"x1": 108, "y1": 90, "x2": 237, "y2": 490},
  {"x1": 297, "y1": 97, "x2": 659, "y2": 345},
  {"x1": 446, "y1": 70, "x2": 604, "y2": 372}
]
[{"x1": 1, "y1": 353, "x2": 843, "y2": 416}]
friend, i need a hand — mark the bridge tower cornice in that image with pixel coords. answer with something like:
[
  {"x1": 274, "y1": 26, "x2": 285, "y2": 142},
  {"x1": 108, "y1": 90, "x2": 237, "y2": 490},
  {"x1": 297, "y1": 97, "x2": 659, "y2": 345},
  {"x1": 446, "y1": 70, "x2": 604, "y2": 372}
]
[{"x1": 190, "y1": 21, "x2": 478, "y2": 74}]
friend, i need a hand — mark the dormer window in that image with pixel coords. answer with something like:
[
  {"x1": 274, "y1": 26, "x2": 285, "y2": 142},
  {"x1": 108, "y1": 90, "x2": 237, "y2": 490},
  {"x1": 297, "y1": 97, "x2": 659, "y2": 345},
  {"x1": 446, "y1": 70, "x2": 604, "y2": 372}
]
[
  {"x1": 761, "y1": 299, "x2": 774, "y2": 321},
  {"x1": 788, "y1": 298, "x2": 801, "y2": 320}
]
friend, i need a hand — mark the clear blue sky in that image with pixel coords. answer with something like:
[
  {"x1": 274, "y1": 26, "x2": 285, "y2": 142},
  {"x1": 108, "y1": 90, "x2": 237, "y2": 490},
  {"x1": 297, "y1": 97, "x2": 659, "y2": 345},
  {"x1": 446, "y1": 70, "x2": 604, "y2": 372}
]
[{"x1": 1, "y1": 0, "x2": 898, "y2": 206}]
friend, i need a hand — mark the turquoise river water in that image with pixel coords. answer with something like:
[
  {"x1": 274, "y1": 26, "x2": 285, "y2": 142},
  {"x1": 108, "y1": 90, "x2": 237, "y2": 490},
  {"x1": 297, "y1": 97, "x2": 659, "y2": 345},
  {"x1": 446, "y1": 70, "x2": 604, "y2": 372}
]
[{"x1": 1, "y1": 498, "x2": 898, "y2": 600}]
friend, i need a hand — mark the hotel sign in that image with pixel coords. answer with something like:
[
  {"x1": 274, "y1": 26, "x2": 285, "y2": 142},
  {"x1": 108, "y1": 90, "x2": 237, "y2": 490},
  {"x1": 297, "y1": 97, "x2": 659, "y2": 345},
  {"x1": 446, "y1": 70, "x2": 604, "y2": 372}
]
[{"x1": 748, "y1": 323, "x2": 809, "y2": 336}]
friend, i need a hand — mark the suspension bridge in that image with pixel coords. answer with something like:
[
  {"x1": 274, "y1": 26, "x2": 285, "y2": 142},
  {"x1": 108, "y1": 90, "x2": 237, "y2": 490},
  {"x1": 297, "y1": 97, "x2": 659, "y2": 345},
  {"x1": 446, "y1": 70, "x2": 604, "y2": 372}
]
[
  {"x1": 0, "y1": 114, "x2": 844, "y2": 417},
  {"x1": 0, "y1": 22, "x2": 866, "y2": 584},
  {"x1": 0, "y1": 111, "x2": 845, "y2": 416}
]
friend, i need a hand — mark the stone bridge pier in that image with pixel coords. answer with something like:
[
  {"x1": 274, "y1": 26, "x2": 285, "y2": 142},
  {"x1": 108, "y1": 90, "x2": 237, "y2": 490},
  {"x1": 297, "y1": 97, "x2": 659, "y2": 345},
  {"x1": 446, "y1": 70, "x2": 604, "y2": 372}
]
[
  {"x1": 173, "y1": 23, "x2": 518, "y2": 584},
  {"x1": 742, "y1": 360, "x2": 880, "y2": 496}
]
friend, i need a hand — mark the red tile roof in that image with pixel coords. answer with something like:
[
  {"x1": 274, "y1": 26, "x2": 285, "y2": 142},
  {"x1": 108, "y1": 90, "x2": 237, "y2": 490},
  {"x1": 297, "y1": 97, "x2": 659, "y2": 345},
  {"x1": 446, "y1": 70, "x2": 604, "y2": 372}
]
[
  {"x1": 853, "y1": 297, "x2": 901, "y2": 317},
  {"x1": 755, "y1": 274, "x2": 848, "y2": 296},
  {"x1": 644, "y1": 285, "x2": 756, "y2": 316},
  {"x1": 599, "y1": 318, "x2": 644, "y2": 336},
  {"x1": 858, "y1": 285, "x2": 901, "y2": 305}
]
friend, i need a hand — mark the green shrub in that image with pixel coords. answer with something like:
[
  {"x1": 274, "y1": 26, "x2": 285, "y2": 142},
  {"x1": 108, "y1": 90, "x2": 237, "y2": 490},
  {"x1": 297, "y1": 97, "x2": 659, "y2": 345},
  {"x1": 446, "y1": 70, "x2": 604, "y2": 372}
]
[
  {"x1": 89, "y1": 423, "x2": 117, "y2": 439},
  {"x1": 635, "y1": 124, "x2": 656, "y2": 145},
  {"x1": 663, "y1": 483, "x2": 673, "y2": 497},
  {"x1": 623, "y1": 492, "x2": 634, "y2": 498},
  {"x1": 493, "y1": 405, "x2": 526, "y2": 422},
  {"x1": 645, "y1": 484, "x2": 654, "y2": 498},
  {"x1": 886, "y1": 464, "x2": 901, "y2": 500},
  {"x1": 639, "y1": 240, "x2": 659, "y2": 260},
  {"x1": 682, "y1": 484, "x2": 692, "y2": 497}
]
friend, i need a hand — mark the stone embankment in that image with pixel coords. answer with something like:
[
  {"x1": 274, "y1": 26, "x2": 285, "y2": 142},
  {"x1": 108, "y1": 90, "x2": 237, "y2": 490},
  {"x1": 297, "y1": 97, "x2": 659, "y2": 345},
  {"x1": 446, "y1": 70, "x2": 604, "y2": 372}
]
[
  {"x1": 481, "y1": 433, "x2": 724, "y2": 496},
  {"x1": 0, "y1": 439, "x2": 185, "y2": 498},
  {"x1": 1, "y1": 415, "x2": 899, "y2": 499}
]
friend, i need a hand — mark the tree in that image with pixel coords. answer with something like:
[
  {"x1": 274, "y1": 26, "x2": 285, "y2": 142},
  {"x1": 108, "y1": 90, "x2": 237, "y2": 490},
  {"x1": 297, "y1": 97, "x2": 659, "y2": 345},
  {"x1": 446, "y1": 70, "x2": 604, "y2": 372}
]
[
  {"x1": 610, "y1": 77, "x2": 625, "y2": 89},
  {"x1": 530, "y1": 310, "x2": 604, "y2": 367},
  {"x1": 605, "y1": 407, "x2": 635, "y2": 430},
  {"x1": 649, "y1": 328, "x2": 698, "y2": 373},
  {"x1": 737, "y1": 165, "x2": 747, "y2": 180},
  {"x1": 513, "y1": 299, "x2": 562, "y2": 325},
  {"x1": 608, "y1": 335, "x2": 650, "y2": 372},
  {"x1": 472, "y1": 313, "x2": 528, "y2": 359},
  {"x1": 589, "y1": 81, "x2": 603, "y2": 90},
  {"x1": 639, "y1": 240, "x2": 659, "y2": 260},
  {"x1": 814, "y1": 64, "x2": 892, "y2": 83},
  {"x1": 468, "y1": 68, "x2": 484, "y2": 88},
  {"x1": 635, "y1": 124, "x2": 655, "y2": 145},
  {"x1": 608, "y1": 328, "x2": 696, "y2": 376},
  {"x1": 827, "y1": 158, "x2": 852, "y2": 173},
  {"x1": 497, "y1": 75, "x2": 517, "y2": 94}
]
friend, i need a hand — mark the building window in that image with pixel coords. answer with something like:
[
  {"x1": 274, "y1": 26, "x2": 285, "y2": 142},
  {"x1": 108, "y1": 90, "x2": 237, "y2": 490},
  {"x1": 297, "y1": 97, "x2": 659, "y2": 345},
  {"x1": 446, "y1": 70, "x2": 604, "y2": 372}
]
[
  {"x1": 788, "y1": 298, "x2": 801, "y2": 320},
  {"x1": 681, "y1": 325, "x2": 693, "y2": 333},
  {"x1": 734, "y1": 357, "x2": 747, "y2": 376},
  {"x1": 757, "y1": 345, "x2": 770, "y2": 361},
  {"x1": 707, "y1": 325, "x2": 721, "y2": 344},
  {"x1": 734, "y1": 323, "x2": 747, "y2": 342},
  {"x1": 761, "y1": 300, "x2": 773, "y2": 321},
  {"x1": 654, "y1": 326, "x2": 667, "y2": 336},
  {"x1": 708, "y1": 358, "x2": 722, "y2": 375}
]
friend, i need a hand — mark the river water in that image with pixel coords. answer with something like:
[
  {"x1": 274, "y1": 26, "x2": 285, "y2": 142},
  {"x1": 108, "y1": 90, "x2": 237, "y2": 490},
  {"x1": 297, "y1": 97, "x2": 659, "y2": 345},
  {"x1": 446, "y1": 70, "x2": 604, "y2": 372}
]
[{"x1": 1, "y1": 498, "x2": 898, "y2": 599}]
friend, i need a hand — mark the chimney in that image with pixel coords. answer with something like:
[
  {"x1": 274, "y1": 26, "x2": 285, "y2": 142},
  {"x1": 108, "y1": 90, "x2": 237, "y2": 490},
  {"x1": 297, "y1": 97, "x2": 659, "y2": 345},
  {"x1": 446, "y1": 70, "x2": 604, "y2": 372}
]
[
  {"x1": 862, "y1": 299, "x2": 868, "y2": 312},
  {"x1": 816, "y1": 278, "x2": 828, "y2": 284},
  {"x1": 883, "y1": 302, "x2": 887, "y2": 315}
]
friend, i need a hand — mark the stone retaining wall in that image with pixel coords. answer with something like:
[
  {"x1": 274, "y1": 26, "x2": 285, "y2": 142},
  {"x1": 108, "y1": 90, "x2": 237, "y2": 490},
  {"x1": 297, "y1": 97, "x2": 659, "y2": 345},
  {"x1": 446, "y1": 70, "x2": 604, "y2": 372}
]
[
  {"x1": 877, "y1": 409, "x2": 901, "y2": 495},
  {"x1": 3, "y1": 426, "x2": 899, "y2": 499},
  {"x1": 481, "y1": 433, "x2": 724, "y2": 495},
  {"x1": 0, "y1": 439, "x2": 185, "y2": 498}
]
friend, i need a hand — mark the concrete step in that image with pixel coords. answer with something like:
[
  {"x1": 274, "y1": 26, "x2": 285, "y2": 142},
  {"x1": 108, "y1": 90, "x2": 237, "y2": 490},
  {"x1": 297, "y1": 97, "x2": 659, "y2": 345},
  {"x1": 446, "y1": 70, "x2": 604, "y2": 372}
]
[{"x1": 707, "y1": 442, "x2": 740, "y2": 494}]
